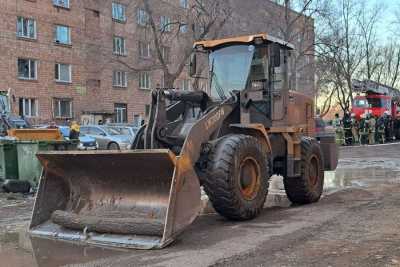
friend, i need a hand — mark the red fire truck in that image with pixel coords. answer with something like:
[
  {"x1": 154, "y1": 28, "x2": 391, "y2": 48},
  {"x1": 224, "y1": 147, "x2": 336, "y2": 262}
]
[
  {"x1": 352, "y1": 80, "x2": 400, "y2": 120},
  {"x1": 352, "y1": 80, "x2": 400, "y2": 140}
]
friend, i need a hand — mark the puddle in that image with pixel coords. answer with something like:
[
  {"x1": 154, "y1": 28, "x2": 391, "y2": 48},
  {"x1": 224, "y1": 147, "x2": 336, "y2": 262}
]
[
  {"x1": 325, "y1": 166, "x2": 400, "y2": 191},
  {"x1": 0, "y1": 230, "x2": 129, "y2": 267}
]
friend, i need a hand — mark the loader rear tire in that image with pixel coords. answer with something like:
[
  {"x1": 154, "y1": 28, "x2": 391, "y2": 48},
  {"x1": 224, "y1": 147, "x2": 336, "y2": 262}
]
[
  {"x1": 203, "y1": 135, "x2": 269, "y2": 220},
  {"x1": 283, "y1": 138, "x2": 324, "y2": 204}
]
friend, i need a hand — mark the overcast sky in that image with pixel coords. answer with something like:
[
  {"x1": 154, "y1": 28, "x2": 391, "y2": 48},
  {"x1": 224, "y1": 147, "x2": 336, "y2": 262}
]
[{"x1": 369, "y1": 0, "x2": 397, "y2": 41}]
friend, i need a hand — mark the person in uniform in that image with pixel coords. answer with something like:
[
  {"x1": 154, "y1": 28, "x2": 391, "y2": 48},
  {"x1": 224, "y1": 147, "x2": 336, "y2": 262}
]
[
  {"x1": 333, "y1": 113, "x2": 344, "y2": 145},
  {"x1": 342, "y1": 112, "x2": 353, "y2": 145},
  {"x1": 367, "y1": 114, "x2": 376, "y2": 145},
  {"x1": 351, "y1": 113, "x2": 359, "y2": 145},
  {"x1": 376, "y1": 114, "x2": 386, "y2": 144},
  {"x1": 383, "y1": 112, "x2": 393, "y2": 142},
  {"x1": 359, "y1": 114, "x2": 369, "y2": 145}
]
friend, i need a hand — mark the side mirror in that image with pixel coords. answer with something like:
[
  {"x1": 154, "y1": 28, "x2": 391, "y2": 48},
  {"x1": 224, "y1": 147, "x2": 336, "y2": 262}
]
[{"x1": 189, "y1": 53, "x2": 197, "y2": 77}]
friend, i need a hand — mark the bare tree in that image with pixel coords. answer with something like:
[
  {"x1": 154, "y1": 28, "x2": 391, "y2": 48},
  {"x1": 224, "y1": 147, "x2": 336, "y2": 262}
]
[
  {"x1": 358, "y1": 2, "x2": 383, "y2": 80},
  {"x1": 140, "y1": 0, "x2": 231, "y2": 88},
  {"x1": 315, "y1": 0, "x2": 385, "y2": 113}
]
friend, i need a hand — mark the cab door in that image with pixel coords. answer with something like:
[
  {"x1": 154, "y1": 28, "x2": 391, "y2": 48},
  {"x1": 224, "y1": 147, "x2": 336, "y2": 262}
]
[{"x1": 270, "y1": 45, "x2": 288, "y2": 123}]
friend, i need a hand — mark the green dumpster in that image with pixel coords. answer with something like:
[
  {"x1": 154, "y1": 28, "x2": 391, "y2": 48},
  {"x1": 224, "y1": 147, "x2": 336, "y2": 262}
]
[
  {"x1": 0, "y1": 142, "x2": 19, "y2": 180},
  {"x1": 16, "y1": 141, "x2": 41, "y2": 186}
]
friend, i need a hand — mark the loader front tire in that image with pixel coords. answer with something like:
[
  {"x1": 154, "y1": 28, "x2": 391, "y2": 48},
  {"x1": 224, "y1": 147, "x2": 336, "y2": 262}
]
[
  {"x1": 204, "y1": 135, "x2": 269, "y2": 220},
  {"x1": 283, "y1": 138, "x2": 324, "y2": 204}
]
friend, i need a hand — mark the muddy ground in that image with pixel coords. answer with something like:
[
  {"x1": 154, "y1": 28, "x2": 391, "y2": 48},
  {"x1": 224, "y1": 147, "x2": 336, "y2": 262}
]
[{"x1": 1, "y1": 143, "x2": 400, "y2": 267}]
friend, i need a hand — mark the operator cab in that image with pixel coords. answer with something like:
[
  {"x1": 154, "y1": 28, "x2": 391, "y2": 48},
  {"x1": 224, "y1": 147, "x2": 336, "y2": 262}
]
[{"x1": 191, "y1": 33, "x2": 294, "y2": 127}]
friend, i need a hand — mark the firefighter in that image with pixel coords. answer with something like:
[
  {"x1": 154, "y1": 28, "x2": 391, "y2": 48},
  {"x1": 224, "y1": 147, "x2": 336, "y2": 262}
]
[
  {"x1": 333, "y1": 113, "x2": 344, "y2": 145},
  {"x1": 367, "y1": 114, "x2": 376, "y2": 145},
  {"x1": 383, "y1": 112, "x2": 393, "y2": 142},
  {"x1": 359, "y1": 114, "x2": 369, "y2": 145},
  {"x1": 351, "y1": 113, "x2": 359, "y2": 144},
  {"x1": 395, "y1": 112, "x2": 400, "y2": 140},
  {"x1": 376, "y1": 115, "x2": 386, "y2": 144},
  {"x1": 343, "y1": 112, "x2": 353, "y2": 145}
]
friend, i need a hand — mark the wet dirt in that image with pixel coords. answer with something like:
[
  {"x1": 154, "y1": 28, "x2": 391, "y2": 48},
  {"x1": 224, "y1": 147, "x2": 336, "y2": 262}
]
[
  {"x1": 2, "y1": 144, "x2": 400, "y2": 266},
  {"x1": 0, "y1": 230, "x2": 129, "y2": 267}
]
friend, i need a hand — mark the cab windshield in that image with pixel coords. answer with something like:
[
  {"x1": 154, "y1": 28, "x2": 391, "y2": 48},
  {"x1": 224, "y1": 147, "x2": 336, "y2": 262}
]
[{"x1": 210, "y1": 45, "x2": 255, "y2": 99}]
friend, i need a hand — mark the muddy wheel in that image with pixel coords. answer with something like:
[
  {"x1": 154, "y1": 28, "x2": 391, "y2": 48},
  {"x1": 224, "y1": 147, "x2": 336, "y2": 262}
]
[
  {"x1": 203, "y1": 135, "x2": 270, "y2": 220},
  {"x1": 108, "y1": 142, "x2": 120, "y2": 150},
  {"x1": 284, "y1": 138, "x2": 324, "y2": 204}
]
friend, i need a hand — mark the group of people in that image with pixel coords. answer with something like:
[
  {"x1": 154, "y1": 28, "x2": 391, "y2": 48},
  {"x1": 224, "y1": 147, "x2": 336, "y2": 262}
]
[{"x1": 333, "y1": 112, "x2": 399, "y2": 145}]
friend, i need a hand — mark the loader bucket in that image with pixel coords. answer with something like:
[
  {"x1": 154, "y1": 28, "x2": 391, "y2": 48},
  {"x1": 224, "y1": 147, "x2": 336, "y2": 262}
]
[{"x1": 29, "y1": 150, "x2": 201, "y2": 249}]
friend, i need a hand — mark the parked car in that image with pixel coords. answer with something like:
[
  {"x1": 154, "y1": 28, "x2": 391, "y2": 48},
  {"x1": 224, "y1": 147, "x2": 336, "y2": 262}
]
[
  {"x1": 315, "y1": 117, "x2": 335, "y2": 139},
  {"x1": 80, "y1": 125, "x2": 132, "y2": 150},
  {"x1": 58, "y1": 126, "x2": 98, "y2": 150},
  {"x1": 106, "y1": 124, "x2": 139, "y2": 143}
]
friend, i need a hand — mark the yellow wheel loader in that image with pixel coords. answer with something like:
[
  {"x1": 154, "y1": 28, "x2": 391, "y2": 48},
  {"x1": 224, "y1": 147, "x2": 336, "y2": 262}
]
[{"x1": 29, "y1": 33, "x2": 338, "y2": 249}]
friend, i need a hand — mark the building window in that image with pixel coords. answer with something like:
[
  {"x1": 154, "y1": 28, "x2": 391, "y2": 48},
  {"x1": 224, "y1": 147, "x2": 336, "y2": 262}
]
[
  {"x1": 180, "y1": 0, "x2": 188, "y2": 9},
  {"x1": 113, "y1": 36, "x2": 126, "y2": 55},
  {"x1": 137, "y1": 8, "x2": 149, "y2": 26},
  {"x1": 160, "y1": 16, "x2": 171, "y2": 32},
  {"x1": 55, "y1": 63, "x2": 72, "y2": 83},
  {"x1": 179, "y1": 24, "x2": 188, "y2": 33},
  {"x1": 112, "y1": 2, "x2": 126, "y2": 22},
  {"x1": 18, "y1": 58, "x2": 37, "y2": 80},
  {"x1": 54, "y1": 25, "x2": 71, "y2": 45},
  {"x1": 114, "y1": 103, "x2": 127, "y2": 123},
  {"x1": 19, "y1": 98, "x2": 38, "y2": 117},
  {"x1": 139, "y1": 72, "x2": 151, "y2": 89},
  {"x1": 17, "y1": 17, "x2": 36, "y2": 39},
  {"x1": 182, "y1": 79, "x2": 190, "y2": 91},
  {"x1": 53, "y1": 98, "x2": 72, "y2": 118},
  {"x1": 53, "y1": 0, "x2": 69, "y2": 8},
  {"x1": 161, "y1": 46, "x2": 170, "y2": 62},
  {"x1": 139, "y1": 41, "x2": 151, "y2": 58},
  {"x1": 113, "y1": 70, "x2": 127, "y2": 87}
]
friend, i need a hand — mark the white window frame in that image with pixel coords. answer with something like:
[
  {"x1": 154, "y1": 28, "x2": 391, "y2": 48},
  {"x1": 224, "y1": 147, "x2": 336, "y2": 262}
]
[
  {"x1": 160, "y1": 16, "x2": 171, "y2": 32},
  {"x1": 113, "y1": 36, "x2": 126, "y2": 55},
  {"x1": 180, "y1": 0, "x2": 189, "y2": 9},
  {"x1": 17, "y1": 58, "x2": 37, "y2": 80},
  {"x1": 19, "y1": 98, "x2": 38, "y2": 117},
  {"x1": 112, "y1": 2, "x2": 126, "y2": 22},
  {"x1": 54, "y1": 25, "x2": 71, "y2": 45},
  {"x1": 113, "y1": 70, "x2": 128, "y2": 87},
  {"x1": 114, "y1": 103, "x2": 128, "y2": 123},
  {"x1": 55, "y1": 63, "x2": 72, "y2": 83},
  {"x1": 53, "y1": 0, "x2": 70, "y2": 8},
  {"x1": 17, "y1": 17, "x2": 36, "y2": 39},
  {"x1": 137, "y1": 8, "x2": 149, "y2": 26},
  {"x1": 139, "y1": 41, "x2": 151, "y2": 58},
  {"x1": 139, "y1": 72, "x2": 151, "y2": 90},
  {"x1": 53, "y1": 98, "x2": 73, "y2": 118}
]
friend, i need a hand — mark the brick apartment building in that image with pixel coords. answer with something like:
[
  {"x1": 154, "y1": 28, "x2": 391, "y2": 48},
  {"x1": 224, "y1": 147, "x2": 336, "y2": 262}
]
[{"x1": 0, "y1": 0, "x2": 315, "y2": 125}]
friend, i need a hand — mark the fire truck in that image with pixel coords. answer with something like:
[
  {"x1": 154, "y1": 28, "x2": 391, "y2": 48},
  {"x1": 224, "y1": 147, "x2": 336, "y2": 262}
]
[
  {"x1": 352, "y1": 80, "x2": 400, "y2": 119},
  {"x1": 352, "y1": 80, "x2": 400, "y2": 139}
]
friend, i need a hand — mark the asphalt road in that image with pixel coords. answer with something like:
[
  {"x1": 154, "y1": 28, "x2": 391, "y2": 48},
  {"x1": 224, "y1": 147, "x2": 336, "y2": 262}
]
[{"x1": 1, "y1": 143, "x2": 400, "y2": 267}]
